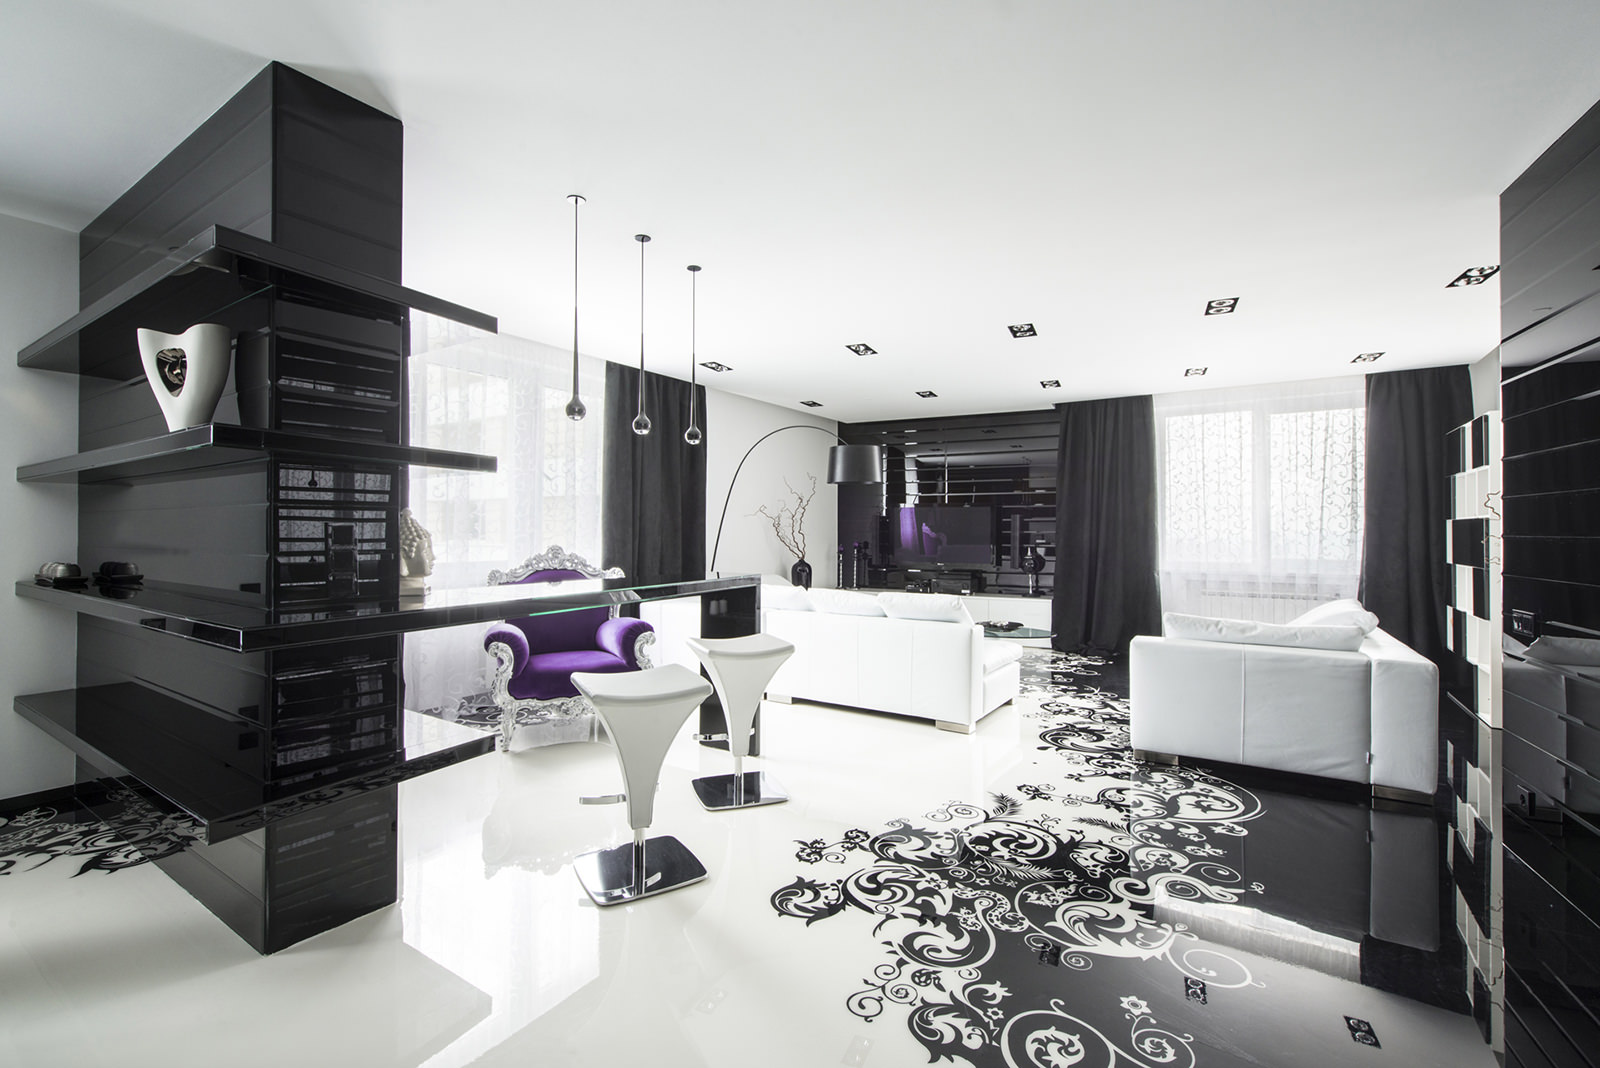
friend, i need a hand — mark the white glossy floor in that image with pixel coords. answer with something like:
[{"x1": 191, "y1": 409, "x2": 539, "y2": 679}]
[{"x1": 0, "y1": 657, "x2": 1499, "y2": 1068}]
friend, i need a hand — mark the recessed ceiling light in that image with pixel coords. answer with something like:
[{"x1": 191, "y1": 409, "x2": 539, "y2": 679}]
[
  {"x1": 1204, "y1": 298, "x2": 1238, "y2": 316},
  {"x1": 698, "y1": 361, "x2": 731, "y2": 372},
  {"x1": 915, "y1": 390, "x2": 938, "y2": 398},
  {"x1": 846, "y1": 343, "x2": 877, "y2": 356},
  {"x1": 1185, "y1": 367, "x2": 1208, "y2": 377},
  {"x1": 1008, "y1": 323, "x2": 1037, "y2": 338},
  {"x1": 799, "y1": 400, "x2": 823, "y2": 407},
  {"x1": 1040, "y1": 379, "x2": 1061, "y2": 389},
  {"x1": 1351, "y1": 352, "x2": 1384, "y2": 363},
  {"x1": 1447, "y1": 266, "x2": 1499, "y2": 288}
]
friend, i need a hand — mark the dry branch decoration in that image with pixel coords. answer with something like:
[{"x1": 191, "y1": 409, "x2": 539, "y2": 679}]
[{"x1": 755, "y1": 474, "x2": 817, "y2": 562}]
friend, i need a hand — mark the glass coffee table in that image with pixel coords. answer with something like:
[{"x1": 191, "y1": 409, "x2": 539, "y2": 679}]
[{"x1": 980, "y1": 621, "x2": 1053, "y2": 641}]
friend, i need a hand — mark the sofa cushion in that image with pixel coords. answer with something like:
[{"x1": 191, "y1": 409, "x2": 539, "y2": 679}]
[
  {"x1": 878, "y1": 591, "x2": 974, "y2": 625},
  {"x1": 510, "y1": 649, "x2": 631, "y2": 700},
  {"x1": 1289, "y1": 598, "x2": 1380, "y2": 634},
  {"x1": 762, "y1": 582, "x2": 813, "y2": 611},
  {"x1": 1162, "y1": 612, "x2": 1367, "y2": 652},
  {"x1": 981, "y1": 639, "x2": 1025, "y2": 672},
  {"x1": 810, "y1": 589, "x2": 887, "y2": 616}
]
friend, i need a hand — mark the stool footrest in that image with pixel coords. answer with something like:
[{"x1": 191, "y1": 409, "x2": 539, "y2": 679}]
[
  {"x1": 573, "y1": 835, "x2": 707, "y2": 906},
  {"x1": 579, "y1": 793, "x2": 626, "y2": 805},
  {"x1": 692, "y1": 770, "x2": 789, "y2": 811},
  {"x1": 693, "y1": 732, "x2": 728, "y2": 743}
]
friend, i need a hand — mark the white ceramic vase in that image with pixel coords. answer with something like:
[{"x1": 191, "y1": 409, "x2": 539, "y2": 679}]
[{"x1": 136, "y1": 323, "x2": 232, "y2": 433}]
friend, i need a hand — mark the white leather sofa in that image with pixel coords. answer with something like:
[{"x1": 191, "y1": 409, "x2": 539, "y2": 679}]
[
  {"x1": 761, "y1": 587, "x2": 1024, "y2": 733},
  {"x1": 1129, "y1": 601, "x2": 1439, "y2": 797}
]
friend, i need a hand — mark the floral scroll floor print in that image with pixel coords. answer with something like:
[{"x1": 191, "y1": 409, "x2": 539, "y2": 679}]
[{"x1": 769, "y1": 652, "x2": 1467, "y2": 1067}]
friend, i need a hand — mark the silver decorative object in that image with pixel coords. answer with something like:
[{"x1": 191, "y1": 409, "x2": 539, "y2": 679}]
[{"x1": 136, "y1": 323, "x2": 231, "y2": 432}]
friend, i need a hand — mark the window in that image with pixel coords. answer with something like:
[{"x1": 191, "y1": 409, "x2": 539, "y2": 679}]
[
  {"x1": 1155, "y1": 377, "x2": 1365, "y2": 622},
  {"x1": 402, "y1": 313, "x2": 607, "y2": 712}
]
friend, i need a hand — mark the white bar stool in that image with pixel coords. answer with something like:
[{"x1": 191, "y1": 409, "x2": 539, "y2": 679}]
[
  {"x1": 570, "y1": 664, "x2": 713, "y2": 906},
  {"x1": 685, "y1": 633, "x2": 795, "y2": 811}
]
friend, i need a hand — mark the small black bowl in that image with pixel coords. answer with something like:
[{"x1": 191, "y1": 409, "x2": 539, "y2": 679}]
[{"x1": 93, "y1": 561, "x2": 144, "y2": 586}]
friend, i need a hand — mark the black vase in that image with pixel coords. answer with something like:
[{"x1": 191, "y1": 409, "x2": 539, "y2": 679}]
[{"x1": 790, "y1": 558, "x2": 813, "y2": 589}]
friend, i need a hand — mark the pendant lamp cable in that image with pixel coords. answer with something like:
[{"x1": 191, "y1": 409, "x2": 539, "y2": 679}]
[
  {"x1": 631, "y1": 234, "x2": 652, "y2": 435},
  {"x1": 564, "y1": 194, "x2": 587, "y2": 421},
  {"x1": 685, "y1": 264, "x2": 703, "y2": 445}
]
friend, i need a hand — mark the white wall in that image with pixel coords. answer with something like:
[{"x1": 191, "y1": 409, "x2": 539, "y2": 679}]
[
  {"x1": 0, "y1": 212, "x2": 79, "y2": 796},
  {"x1": 1471, "y1": 348, "x2": 1500, "y2": 415},
  {"x1": 705, "y1": 388, "x2": 838, "y2": 586}
]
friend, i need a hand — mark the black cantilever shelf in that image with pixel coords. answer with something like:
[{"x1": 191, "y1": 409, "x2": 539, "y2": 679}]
[
  {"x1": 18, "y1": 224, "x2": 498, "y2": 378},
  {"x1": 13, "y1": 683, "x2": 494, "y2": 844},
  {"x1": 17, "y1": 423, "x2": 498, "y2": 484}
]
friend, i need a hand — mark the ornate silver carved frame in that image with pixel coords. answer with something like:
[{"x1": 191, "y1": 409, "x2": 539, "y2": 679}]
[{"x1": 485, "y1": 545, "x2": 655, "y2": 751}]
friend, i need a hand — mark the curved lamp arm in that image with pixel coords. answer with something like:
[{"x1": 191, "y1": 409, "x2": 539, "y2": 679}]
[{"x1": 708, "y1": 425, "x2": 880, "y2": 575}]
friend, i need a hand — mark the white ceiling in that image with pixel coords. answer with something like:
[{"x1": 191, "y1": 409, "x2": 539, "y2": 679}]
[{"x1": 5, "y1": 1, "x2": 1600, "y2": 423}]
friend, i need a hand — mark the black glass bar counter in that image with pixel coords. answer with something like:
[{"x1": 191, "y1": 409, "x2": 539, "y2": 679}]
[{"x1": 17, "y1": 574, "x2": 761, "y2": 652}]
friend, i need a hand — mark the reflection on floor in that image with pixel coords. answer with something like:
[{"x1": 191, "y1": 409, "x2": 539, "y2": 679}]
[{"x1": 0, "y1": 652, "x2": 1495, "y2": 1067}]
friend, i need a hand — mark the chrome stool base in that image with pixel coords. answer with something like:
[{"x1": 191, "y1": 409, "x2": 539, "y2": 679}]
[
  {"x1": 692, "y1": 770, "x2": 789, "y2": 811},
  {"x1": 573, "y1": 833, "x2": 707, "y2": 906}
]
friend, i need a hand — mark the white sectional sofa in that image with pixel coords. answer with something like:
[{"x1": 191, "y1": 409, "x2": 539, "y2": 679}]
[
  {"x1": 1129, "y1": 601, "x2": 1439, "y2": 797},
  {"x1": 761, "y1": 586, "x2": 1024, "y2": 733}
]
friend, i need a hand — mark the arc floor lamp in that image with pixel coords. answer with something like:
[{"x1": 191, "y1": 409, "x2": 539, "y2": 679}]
[{"x1": 708, "y1": 427, "x2": 883, "y2": 575}]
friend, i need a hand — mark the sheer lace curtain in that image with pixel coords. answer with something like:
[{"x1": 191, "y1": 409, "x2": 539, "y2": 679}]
[
  {"x1": 1154, "y1": 376, "x2": 1366, "y2": 623},
  {"x1": 403, "y1": 313, "x2": 606, "y2": 713}
]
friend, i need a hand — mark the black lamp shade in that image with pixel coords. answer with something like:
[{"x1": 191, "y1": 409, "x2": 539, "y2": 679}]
[{"x1": 827, "y1": 444, "x2": 883, "y2": 484}]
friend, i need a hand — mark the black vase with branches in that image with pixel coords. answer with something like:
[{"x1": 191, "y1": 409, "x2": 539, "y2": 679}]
[{"x1": 756, "y1": 475, "x2": 816, "y2": 588}]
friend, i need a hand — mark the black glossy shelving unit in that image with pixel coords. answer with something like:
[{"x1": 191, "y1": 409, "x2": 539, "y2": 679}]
[{"x1": 7, "y1": 63, "x2": 521, "y2": 954}]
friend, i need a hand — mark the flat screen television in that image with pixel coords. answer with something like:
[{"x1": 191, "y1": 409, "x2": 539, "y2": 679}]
[{"x1": 895, "y1": 504, "x2": 995, "y2": 566}]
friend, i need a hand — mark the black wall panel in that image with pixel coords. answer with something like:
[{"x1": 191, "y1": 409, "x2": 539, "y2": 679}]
[
  {"x1": 838, "y1": 409, "x2": 1058, "y2": 596},
  {"x1": 1500, "y1": 93, "x2": 1600, "y2": 1066}
]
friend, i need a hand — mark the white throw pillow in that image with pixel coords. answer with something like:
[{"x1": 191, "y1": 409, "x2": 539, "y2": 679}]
[
  {"x1": 877, "y1": 591, "x2": 975, "y2": 625},
  {"x1": 809, "y1": 589, "x2": 888, "y2": 616},
  {"x1": 1162, "y1": 612, "x2": 1367, "y2": 652},
  {"x1": 1288, "y1": 598, "x2": 1380, "y2": 634},
  {"x1": 762, "y1": 583, "x2": 813, "y2": 611}
]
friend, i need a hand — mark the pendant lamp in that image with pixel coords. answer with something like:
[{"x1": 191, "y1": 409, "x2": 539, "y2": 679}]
[
  {"x1": 632, "y1": 233, "x2": 652, "y2": 436},
  {"x1": 684, "y1": 264, "x2": 703, "y2": 446},
  {"x1": 563, "y1": 194, "x2": 587, "y2": 421}
]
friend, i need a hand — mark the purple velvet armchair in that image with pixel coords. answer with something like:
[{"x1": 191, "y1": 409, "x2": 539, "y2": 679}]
[{"x1": 483, "y1": 546, "x2": 655, "y2": 751}]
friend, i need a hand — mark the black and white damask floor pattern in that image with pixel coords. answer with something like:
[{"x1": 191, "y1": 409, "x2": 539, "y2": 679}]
[
  {"x1": 768, "y1": 651, "x2": 1467, "y2": 1068},
  {"x1": 0, "y1": 780, "x2": 201, "y2": 878}
]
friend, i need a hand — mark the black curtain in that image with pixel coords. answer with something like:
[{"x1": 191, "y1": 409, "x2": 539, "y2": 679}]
[
  {"x1": 1051, "y1": 395, "x2": 1162, "y2": 654},
  {"x1": 602, "y1": 362, "x2": 708, "y2": 584},
  {"x1": 1358, "y1": 366, "x2": 1473, "y2": 667}
]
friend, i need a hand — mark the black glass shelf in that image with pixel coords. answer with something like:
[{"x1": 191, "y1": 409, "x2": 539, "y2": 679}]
[
  {"x1": 15, "y1": 574, "x2": 760, "y2": 653},
  {"x1": 13, "y1": 683, "x2": 494, "y2": 844},
  {"x1": 16, "y1": 423, "x2": 498, "y2": 484},
  {"x1": 18, "y1": 225, "x2": 498, "y2": 378}
]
